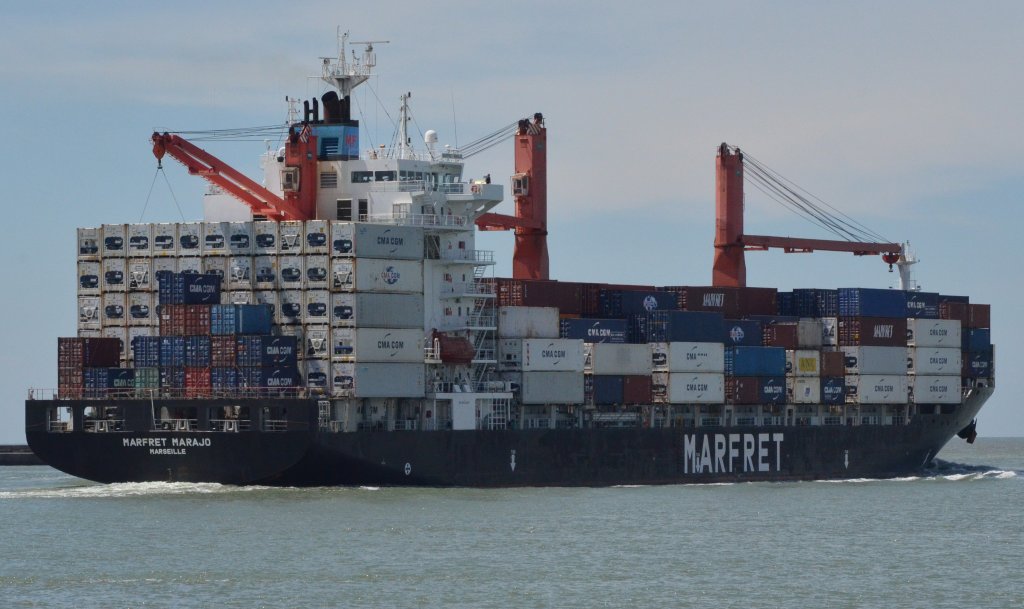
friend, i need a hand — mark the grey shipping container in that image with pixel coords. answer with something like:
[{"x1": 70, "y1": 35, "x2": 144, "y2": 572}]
[
  {"x1": 513, "y1": 371, "x2": 585, "y2": 404},
  {"x1": 331, "y1": 362, "x2": 425, "y2": 398},
  {"x1": 330, "y1": 293, "x2": 424, "y2": 328},
  {"x1": 498, "y1": 306, "x2": 560, "y2": 339},
  {"x1": 330, "y1": 223, "x2": 425, "y2": 260}
]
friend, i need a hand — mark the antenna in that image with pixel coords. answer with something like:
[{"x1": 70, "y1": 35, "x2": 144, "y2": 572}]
[{"x1": 451, "y1": 88, "x2": 459, "y2": 149}]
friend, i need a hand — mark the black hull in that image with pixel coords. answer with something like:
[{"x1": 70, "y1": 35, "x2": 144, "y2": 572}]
[{"x1": 26, "y1": 389, "x2": 991, "y2": 487}]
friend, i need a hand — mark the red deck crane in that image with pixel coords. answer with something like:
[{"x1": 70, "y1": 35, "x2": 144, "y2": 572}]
[
  {"x1": 476, "y1": 114, "x2": 549, "y2": 280},
  {"x1": 713, "y1": 143, "x2": 902, "y2": 287},
  {"x1": 151, "y1": 125, "x2": 319, "y2": 221}
]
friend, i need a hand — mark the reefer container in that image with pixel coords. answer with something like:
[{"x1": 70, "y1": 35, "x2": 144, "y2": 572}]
[
  {"x1": 201, "y1": 222, "x2": 229, "y2": 256},
  {"x1": 512, "y1": 371, "x2": 584, "y2": 404},
  {"x1": 278, "y1": 291, "x2": 304, "y2": 325},
  {"x1": 559, "y1": 318, "x2": 628, "y2": 344},
  {"x1": 152, "y1": 223, "x2": 177, "y2": 257},
  {"x1": 253, "y1": 256, "x2": 277, "y2": 289},
  {"x1": 78, "y1": 296, "x2": 101, "y2": 330},
  {"x1": 227, "y1": 256, "x2": 253, "y2": 290},
  {"x1": 330, "y1": 362, "x2": 426, "y2": 398},
  {"x1": 101, "y1": 293, "x2": 126, "y2": 325},
  {"x1": 587, "y1": 343, "x2": 651, "y2": 375},
  {"x1": 200, "y1": 256, "x2": 227, "y2": 282},
  {"x1": 723, "y1": 320, "x2": 763, "y2": 347},
  {"x1": 177, "y1": 222, "x2": 201, "y2": 255},
  {"x1": 126, "y1": 258, "x2": 152, "y2": 291},
  {"x1": 654, "y1": 373, "x2": 725, "y2": 404},
  {"x1": 788, "y1": 377, "x2": 821, "y2": 404},
  {"x1": 650, "y1": 342, "x2": 725, "y2": 373},
  {"x1": 176, "y1": 257, "x2": 201, "y2": 275},
  {"x1": 837, "y1": 317, "x2": 907, "y2": 347},
  {"x1": 498, "y1": 306, "x2": 560, "y2": 339},
  {"x1": 500, "y1": 339, "x2": 585, "y2": 372},
  {"x1": 305, "y1": 255, "x2": 330, "y2": 290},
  {"x1": 841, "y1": 346, "x2": 908, "y2": 375},
  {"x1": 101, "y1": 224, "x2": 126, "y2": 258},
  {"x1": 304, "y1": 359, "x2": 330, "y2": 390},
  {"x1": 304, "y1": 220, "x2": 329, "y2": 254},
  {"x1": 907, "y1": 319, "x2": 961, "y2": 348},
  {"x1": 253, "y1": 221, "x2": 279, "y2": 255},
  {"x1": 331, "y1": 259, "x2": 424, "y2": 293},
  {"x1": 102, "y1": 258, "x2": 126, "y2": 292},
  {"x1": 845, "y1": 375, "x2": 908, "y2": 404},
  {"x1": 77, "y1": 227, "x2": 100, "y2": 259},
  {"x1": 911, "y1": 375, "x2": 961, "y2": 404},
  {"x1": 724, "y1": 347, "x2": 787, "y2": 376},
  {"x1": 126, "y1": 224, "x2": 153, "y2": 257},
  {"x1": 303, "y1": 326, "x2": 330, "y2": 360},
  {"x1": 330, "y1": 293, "x2": 424, "y2": 328},
  {"x1": 278, "y1": 255, "x2": 304, "y2": 289},
  {"x1": 908, "y1": 348, "x2": 961, "y2": 375},
  {"x1": 786, "y1": 350, "x2": 821, "y2": 377},
  {"x1": 226, "y1": 222, "x2": 253, "y2": 255},
  {"x1": 77, "y1": 261, "x2": 101, "y2": 295},
  {"x1": 330, "y1": 223, "x2": 425, "y2": 259},
  {"x1": 278, "y1": 220, "x2": 304, "y2": 254},
  {"x1": 127, "y1": 292, "x2": 154, "y2": 326},
  {"x1": 820, "y1": 317, "x2": 838, "y2": 347},
  {"x1": 253, "y1": 291, "x2": 278, "y2": 319},
  {"x1": 838, "y1": 288, "x2": 907, "y2": 318},
  {"x1": 303, "y1": 290, "x2": 331, "y2": 325}
]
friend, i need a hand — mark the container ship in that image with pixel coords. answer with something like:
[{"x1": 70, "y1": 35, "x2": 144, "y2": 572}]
[{"x1": 25, "y1": 36, "x2": 995, "y2": 486}]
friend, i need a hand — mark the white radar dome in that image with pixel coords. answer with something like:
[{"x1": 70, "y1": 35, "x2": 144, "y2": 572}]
[{"x1": 424, "y1": 130, "x2": 438, "y2": 145}]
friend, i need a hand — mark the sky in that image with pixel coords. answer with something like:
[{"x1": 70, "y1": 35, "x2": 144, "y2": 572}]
[{"x1": 0, "y1": 1, "x2": 1021, "y2": 443}]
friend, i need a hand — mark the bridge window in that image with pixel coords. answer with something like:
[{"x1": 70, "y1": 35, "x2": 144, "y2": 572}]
[
  {"x1": 375, "y1": 170, "x2": 396, "y2": 182},
  {"x1": 47, "y1": 406, "x2": 73, "y2": 433},
  {"x1": 351, "y1": 171, "x2": 373, "y2": 183}
]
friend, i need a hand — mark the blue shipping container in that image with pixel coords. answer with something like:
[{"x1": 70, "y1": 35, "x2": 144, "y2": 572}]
[
  {"x1": 905, "y1": 291, "x2": 940, "y2": 319},
  {"x1": 647, "y1": 310, "x2": 724, "y2": 343},
  {"x1": 591, "y1": 375, "x2": 624, "y2": 406},
  {"x1": 158, "y1": 273, "x2": 222, "y2": 305},
  {"x1": 777, "y1": 292, "x2": 796, "y2": 316},
  {"x1": 963, "y1": 329, "x2": 991, "y2": 352},
  {"x1": 725, "y1": 347, "x2": 787, "y2": 376},
  {"x1": 838, "y1": 288, "x2": 907, "y2": 318},
  {"x1": 185, "y1": 336, "x2": 211, "y2": 367},
  {"x1": 794, "y1": 289, "x2": 838, "y2": 317},
  {"x1": 723, "y1": 320, "x2": 763, "y2": 346},
  {"x1": 758, "y1": 376, "x2": 786, "y2": 404},
  {"x1": 264, "y1": 367, "x2": 301, "y2": 389},
  {"x1": 559, "y1": 318, "x2": 628, "y2": 344},
  {"x1": 131, "y1": 336, "x2": 161, "y2": 368},
  {"x1": 822, "y1": 377, "x2": 845, "y2": 405},
  {"x1": 159, "y1": 336, "x2": 186, "y2": 367},
  {"x1": 83, "y1": 368, "x2": 107, "y2": 398},
  {"x1": 210, "y1": 304, "x2": 237, "y2": 335},
  {"x1": 240, "y1": 367, "x2": 263, "y2": 388},
  {"x1": 236, "y1": 304, "x2": 273, "y2": 335},
  {"x1": 964, "y1": 347, "x2": 993, "y2": 378},
  {"x1": 261, "y1": 336, "x2": 298, "y2": 367},
  {"x1": 211, "y1": 367, "x2": 239, "y2": 390},
  {"x1": 940, "y1": 295, "x2": 970, "y2": 304},
  {"x1": 236, "y1": 336, "x2": 262, "y2": 367},
  {"x1": 108, "y1": 368, "x2": 135, "y2": 390},
  {"x1": 159, "y1": 367, "x2": 185, "y2": 388}
]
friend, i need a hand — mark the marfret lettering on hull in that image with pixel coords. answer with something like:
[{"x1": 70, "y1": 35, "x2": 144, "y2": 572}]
[{"x1": 683, "y1": 433, "x2": 784, "y2": 474}]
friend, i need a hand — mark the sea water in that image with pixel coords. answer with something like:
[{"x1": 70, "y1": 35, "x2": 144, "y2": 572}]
[{"x1": 1, "y1": 438, "x2": 1021, "y2": 608}]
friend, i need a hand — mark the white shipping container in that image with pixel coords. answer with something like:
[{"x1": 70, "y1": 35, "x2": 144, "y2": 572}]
[
  {"x1": 201, "y1": 256, "x2": 228, "y2": 282},
  {"x1": 331, "y1": 362, "x2": 426, "y2": 398},
  {"x1": 303, "y1": 326, "x2": 331, "y2": 360},
  {"x1": 101, "y1": 224, "x2": 127, "y2": 257},
  {"x1": 523, "y1": 339, "x2": 585, "y2": 372},
  {"x1": 78, "y1": 261, "x2": 101, "y2": 295},
  {"x1": 253, "y1": 221, "x2": 279, "y2": 255},
  {"x1": 77, "y1": 227, "x2": 100, "y2": 259},
  {"x1": 303, "y1": 290, "x2": 331, "y2": 325},
  {"x1": 305, "y1": 255, "x2": 330, "y2": 289},
  {"x1": 797, "y1": 319, "x2": 824, "y2": 348},
  {"x1": 279, "y1": 290, "x2": 303, "y2": 325},
  {"x1": 907, "y1": 319, "x2": 961, "y2": 348},
  {"x1": 253, "y1": 255, "x2": 277, "y2": 289},
  {"x1": 101, "y1": 258, "x2": 126, "y2": 292},
  {"x1": 201, "y1": 222, "x2": 229, "y2": 256},
  {"x1": 78, "y1": 296, "x2": 100, "y2": 330},
  {"x1": 304, "y1": 220, "x2": 330, "y2": 254},
  {"x1": 254, "y1": 291, "x2": 278, "y2": 318},
  {"x1": 304, "y1": 359, "x2": 330, "y2": 391},
  {"x1": 821, "y1": 317, "x2": 838, "y2": 347},
  {"x1": 330, "y1": 222, "x2": 425, "y2": 259},
  {"x1": 127, "y1": 292, "x2": 155, "y2": 326},
  {"x1": 152, "y1": 258, "x2": 176, "y2": 286},
  {"x1": 660, "y1": 373, "x2": 725, "y2": 404},
  {"x1": 911, "y1": 375, "x2": 962, "y2": 404},
  {"x1": 498, "y1": 306, "x2": 559, "y2": 339},
  {"x1": 651, "y1": 342, "x2": 725, "y2": 373},
  {"x1": 516, "y1": 371, "x2": 585, "y2": 404},
  {"x1": 588, "y1": 343, "x2": 651, "y2": 375},
  {"x1": 177, "y1": 257, "x2": 201, "y2": 274},
  {"x1": 279, "y1": 255, "x2": 304, "y2": 289},
  {"x1": 908, "y1": 348, "x2": 962, "y2": 375},
  {"x1": 126, "y1": 258, "x2": 152, "y2": 292},
  {"x1": 786, "y1": 350, "x2": 821, "y2": 377},
  {"x1": 846, "y1": 375, "x2": 908, "y2": 404},
  {"x1": 227, "y1": 290, "x2": 253, "y2": 305},
  {"x1": 152, "y1": 223, "x2": 177, "y2": 257},
  {"x1": 126, "y1": 224, "x2": 153, "y2": 257},
  {"x1": 101, "y1": 293, "x2": 126, "y2": 326},
  {"x1": 329, "y1": 293, "x2": 424, "y2": 328},
  {"x1": 332, "y1": 328, "x2": 424, "y2": 363},
  {"x1": 279, "y1": 220, "x2": 304, "y2": 254},
  {"x1": 331, "y1": 328, "x2": 355, "y2": 360},
  {"x1": 227, "y1": 256, "x2": 253, "y2": 289},
  {"x1": 331, "y1": 259, "x2": 424, "y2": 293},
  {"x1": 842, "y1": 346, "x2": 908, "y2": 375},
  {"x1": 226, "y1": 222, "x2": 253, "y2": 255},
  {"x1": 177, "y1": 222, "x2": 201, "y2": 255},
  {"x1": 788, "y1": 377, "x2": 821, "y2": 404}
]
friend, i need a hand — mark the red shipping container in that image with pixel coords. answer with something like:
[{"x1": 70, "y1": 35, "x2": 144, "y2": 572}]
[
  {"x1": 735, "y1": 287, "x2": 778, "y2": 317},
  {"x1": 184, "y1": 305, "x2": 211, "y2": 335},
  {"x1": 726, "y1": 376, "x2": 761, "y2": 405},
  {"x1": 837, "y1": 317, "x2": 907, "y2": 347},
  {"x1": 763, "y1": 323, "x2": 799, "y2": 349},
  {"x1": 160, "y1": 304, "x2": 186, "y2": 336},
  {"x1": 968, "y1": 304, "x2": 990, "y2": 329},
  {"x1": 820, "y1": 351, "x2": 845, "y2": 377},
  {"x1": 211, "y1": 336, "x2": 237, "y2": 367},
  {"x1": 622, "y1": 375, "x2": 652, "y2": 405},
  {"x1": 185, "y1": 367, "x2": 211, "y2": 398},
  {"x1": 939, "y1": 302, "x2": 968, "y2": 326}
]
